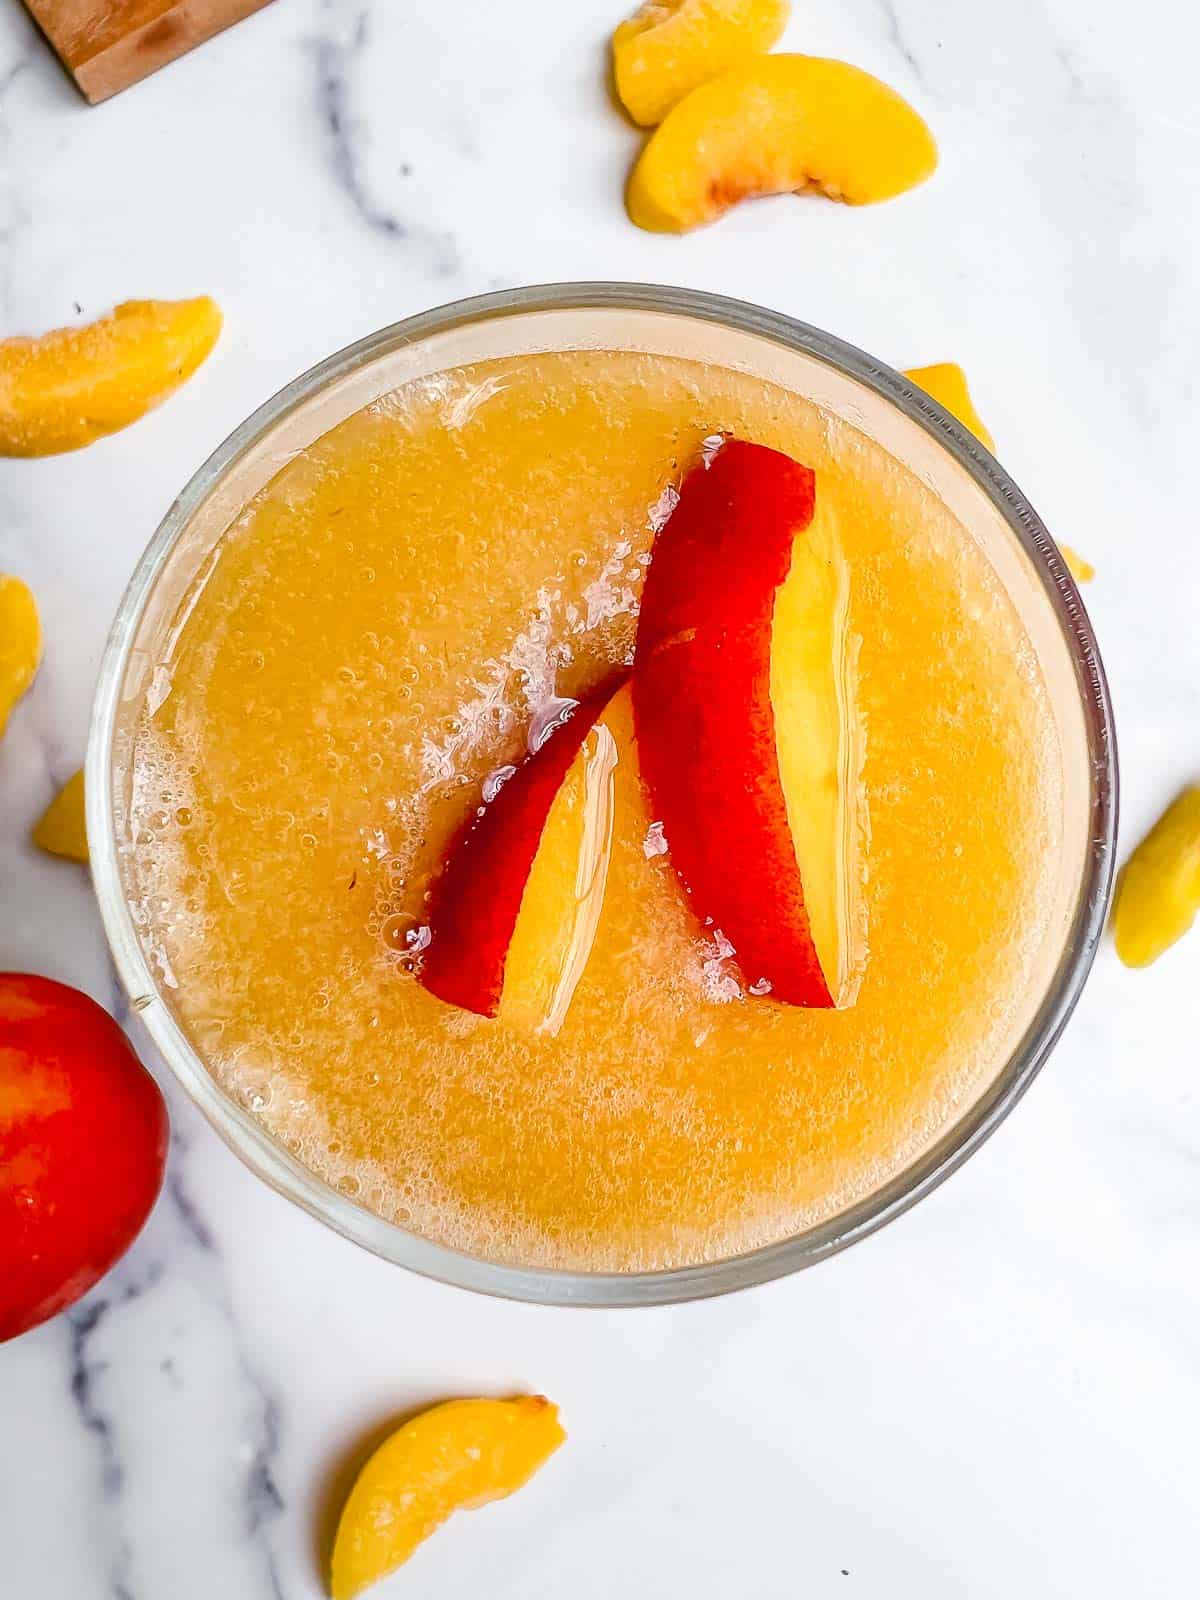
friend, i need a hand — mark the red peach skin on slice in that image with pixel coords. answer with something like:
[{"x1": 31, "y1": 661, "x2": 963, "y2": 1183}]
[
  {"x1": 633, "y1": 439, "x2": 835, "y2": 1006},
  {"x1": 419, "y1": 677, "x2": 627, "y2": 1018}
]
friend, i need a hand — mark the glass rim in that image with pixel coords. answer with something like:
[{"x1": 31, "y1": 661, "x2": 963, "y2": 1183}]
[{"x1": 86, "y1": 282, "x2": 1119, "y2": 1307}]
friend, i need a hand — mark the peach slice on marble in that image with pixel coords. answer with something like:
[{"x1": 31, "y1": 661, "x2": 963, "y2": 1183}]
[
  {"x1": 626, "y1": 55, "x2": 937, "y2": 232},
  {"x1": 612, "y1": 0, "x2": 791, "y2": 127},
  {"x1": 330, "y1": 1396, "x2": 566, "y2": 1598},
  {"x1": 902, "y1": 363, "x2": 996, "y2": 453},
  {"x1": 1113, "y1": 786, "x2": 1200, "y2": 968},
  {"x1": 1060, "y1": 544, "x2": 1095, "y2": 583},
  {"x1": 33, "y1": 770, "x2": 88, "y2": 863},
  {"x1": 0, "y1": 575, "x2": 41, "y2": 738},
  {"x1": 903, "y1": 363, "x2": 1095, "y2": 581},
  {"x1": 418, "y1": 681, "x2": 624, "y2": 1027},
  {"x1": 633, "y1": 438, "x2": 865, "y2": 1006},
  {"x1": 0, "y1": 297, "x2": 222, "y2": 456}
]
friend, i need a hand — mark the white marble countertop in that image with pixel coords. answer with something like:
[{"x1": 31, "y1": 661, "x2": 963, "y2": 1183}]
[{"x1": 2, "y1": 1, "x2": 1199, "y2": 1594}]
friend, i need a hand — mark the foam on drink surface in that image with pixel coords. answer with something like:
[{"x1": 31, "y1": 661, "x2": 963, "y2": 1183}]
[{"x1": 127, "y1": 350, "x2": 1063, "y2": 1271}]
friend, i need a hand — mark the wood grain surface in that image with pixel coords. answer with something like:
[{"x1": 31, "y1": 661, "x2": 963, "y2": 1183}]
[{"x1": 23, "y1": 0, "x2": 275, "y2": 102}]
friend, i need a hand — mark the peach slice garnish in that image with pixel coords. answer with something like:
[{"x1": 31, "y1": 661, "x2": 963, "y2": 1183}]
[
  {"x1": 613, "y1": 0, "x2": 791, "y2": 127},
  {"x1": 33, "y1": 770, "x2": 88, "y2": 863},
  {"x1": 0, "y1": 297, "x2": 222, "y2": 456},
  {"x1": 0, "y1": 575, "x2": 41, "y2": 738},
  {"x1": 771, "y1": 498, "x2": 866, "y2": 1005},
  {"x1": 633, "y1": 439, "x2": 864, "y2": 1006},
  {"x1": 330, "y1": 1396, "x2": 566, "y2": 1598},
  {"x1": 904, "y1": 362, "x2": 1095, "y2": 582},
  {"x1": 626, "y1": 54, "x2": 937, "y2": 232},
  {"x1": 501, "y1": 712, "x2": 618, "y2": 1034},
  {"x1": 419, "y1": 681, "x2": 624, "y2": 1023}
]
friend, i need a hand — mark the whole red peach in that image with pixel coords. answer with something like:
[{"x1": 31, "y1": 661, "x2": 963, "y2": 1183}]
[{"x1": 0, "y1": 974, "x2": 168, "y2": 1341}]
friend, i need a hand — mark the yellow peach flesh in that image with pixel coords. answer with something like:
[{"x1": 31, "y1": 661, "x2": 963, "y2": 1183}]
[
  {"x1": 771, "y1": 500, "x2": 866, "y2": 1005},
  {"x1": 330, "y1": 1396, "x2": 565, "y2": 1599},
  {"x1": 903, "y1": 364, "x2": 1095, "y2": 582},
  {"x1": 1113, "y1": 787, "x2": 1200, "y2": 968},
  {"x1": 501, "y1": 717, "x2": 618, "y2": 1034},
  {"x1": 1060, "y1": 545, "x2": 1095, "y2": 583},
  {"x1": 903, "y1": 363, "x2": 996, "y2": 453},
  {"x1": 626, "y1": 55, "x2": 937, "y2": 232},
  {"x1": 0, "y1": 297, "x2": 222, "y2": 456},
  {"x1": 613, "y1": 0, "x2": 791, "y2": 127},
  {"x1": 33, "y1": 770, "x2": 88, "y2": 863},
  {"x1": 0, "y1": 575, "x2": 41, "y2": 737}
]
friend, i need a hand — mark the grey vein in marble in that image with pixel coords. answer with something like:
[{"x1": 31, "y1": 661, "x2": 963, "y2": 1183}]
[
  {"x1": 167, "y1": 1112, "x2": 289, "y2": 1597},
  {"x1": 165, "y1": 1167, "x2": 216, "y2": 1252},
  {"x1": 55, "y1": 1076, "x2": 289, "y2": 1600},
  {"x1": 871, "y1": 0, "x2": 931, "y2": 94},
  {"x1": 65, "y1": 1265, "x2": 165, "y2": 1600},
  {"x1": 241, "y1": 1384, "x2": 287, "y2": 1600},
  {"x1": 310, "y1": 10, "x2": 460, "y2": 276},
  {"x1": 69, "y1": 1299, "x2": 126, "y2": 1501}
]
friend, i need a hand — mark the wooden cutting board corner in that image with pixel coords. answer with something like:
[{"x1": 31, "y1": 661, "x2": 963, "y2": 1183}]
[{"x1": 23, "y1": 0, "x2": 277, "y2": 104}]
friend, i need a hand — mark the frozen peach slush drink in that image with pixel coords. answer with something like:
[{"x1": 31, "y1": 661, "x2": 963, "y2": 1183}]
[{"x1": 128, "y1": 349, "x2": 1061, "y2": 1271}]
